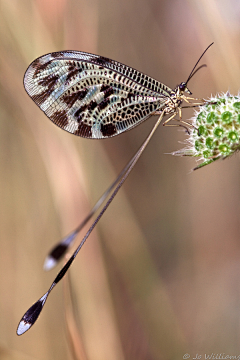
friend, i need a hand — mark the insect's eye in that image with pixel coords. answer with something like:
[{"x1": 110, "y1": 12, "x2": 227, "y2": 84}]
[{"x1": 179, "y1": 82, "x2": 186, "y2": 91}]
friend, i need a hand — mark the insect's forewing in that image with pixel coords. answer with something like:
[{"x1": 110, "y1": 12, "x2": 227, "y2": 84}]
[{"x1": 24, "y1": 51, "x2": 172, "y2": 138}]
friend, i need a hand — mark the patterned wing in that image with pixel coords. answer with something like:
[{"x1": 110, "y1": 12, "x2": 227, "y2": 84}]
[{"x1": 24, "y1": 51, "x2": 172, "y2": 138}]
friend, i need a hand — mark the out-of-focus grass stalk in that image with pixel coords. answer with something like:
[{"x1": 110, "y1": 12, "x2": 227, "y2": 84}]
[{"x1": 188, "y1": 0, "x2": 240, "y2": 90}]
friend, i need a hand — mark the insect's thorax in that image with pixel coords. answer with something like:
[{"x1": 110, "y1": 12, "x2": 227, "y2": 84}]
[
  {"x1": 164, "y1": 90, "x2": 184, "y2": 115},
  {"x1": 163, "y1": 81, "x2": 191, "y2": 115}
]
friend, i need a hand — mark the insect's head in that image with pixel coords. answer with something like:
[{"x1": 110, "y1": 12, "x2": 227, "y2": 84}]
[{"x1": 178, "y1": 82, "x2": 192, "y2": 95}]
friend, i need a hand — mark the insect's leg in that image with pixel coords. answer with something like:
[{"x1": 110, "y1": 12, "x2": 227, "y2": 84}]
[
  {"x1": 181, "y1": 104, "x2": 204, "y2": 109},
  {"x1": 163, "y1": 123, "x2": 190, "y2": 134},
  {"x1": 162, "y1": 111, "x2": 194, "y2": 129},
  {"x1": 177, "y1": 107, "x2": 198, "y2": 131},
  {"x1": 181, "y1": 95, "x2": 207, "y2": 108},
  {"x1": 183, "y1": 100, "x2": 218, "y2": 110},
  {"x1": 163, "y1": 112, "x2": 190, "y2": 133},
  {"x1": 162, "y1": 110, "x2": 195, "y2": 134},
  {"x1": 162, "y1": 112, "x2": 177, "y2": 126},
  {"x1": 183, "y1": 96, "x2": 205, "y2": 105},
  {"x1": 179, "y1": 119, "x2": 198, "y2": 131}
]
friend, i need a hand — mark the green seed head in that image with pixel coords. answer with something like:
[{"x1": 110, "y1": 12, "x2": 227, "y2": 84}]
[{"x1": 172, "y1": 93, "x2": 240, "y2": 170}]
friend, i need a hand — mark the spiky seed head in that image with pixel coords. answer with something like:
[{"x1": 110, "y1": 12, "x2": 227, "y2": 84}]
[{"x1": 173, "y1": 92, "x2": 240, "y2": 170}]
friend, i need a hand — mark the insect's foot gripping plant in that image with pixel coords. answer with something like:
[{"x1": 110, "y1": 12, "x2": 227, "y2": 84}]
[{"x1": 172, "y1": 93, "x2": 240, "y2": 170}]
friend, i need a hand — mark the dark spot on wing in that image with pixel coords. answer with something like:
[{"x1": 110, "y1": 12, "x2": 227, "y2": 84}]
[
  {"x1": 88, "y1": 100, "x2": 98, "y2": 111},
  {"x1": 39, "y1": 74, "x2": 59, "y2": 88},
  {"x1": 50, "y1": 244, "x2": 68, "y2": 262},
  {"x1": 31, "y1": 90, "x2": 49, "y2": 105},
  {"x1": 98, "y1": 98, "x2": 110, "y2": 111},
  {"x1": 74, "y1": 123, "x2": 92, "y2": 137},
  {"x1": 31, "y1": 60, "x2": 52, "y2": 77},
  {"x1": 32, "y1": 75, "x2": 59, "y2": 105},
  {"x1": 101, "y1": 123, "x2": 117, "y2": 137},
  {"x1": 54, "y1": 256, "x2": 74, "y2": 284},
  {"x1": 66, "y1": 67, "x2": 83, "y2": 82},
  {"x1": 31, "y1": 52, "x2": 65, "y2": 78},
  {"x1": 93, "y1": 56, "x2": 111, "y2": 66},
  {"x1": 49, "y1": 110, "x2": 69, "y2": 128},
  {"x1": 21, "y1": 299, "x2": 44, "y2": 326},
  {"x1": 74, "y1": 104, "x2": 88, "y2": 120},
  {"x1": 100, "y1": 84, "x2": 110, "y2": 92},
  {"x1": 104, "y1": 87, "x2": 114, "y2": 99},
  {"x1": 51, "y1": 51, "x2": 65, "y2": 58},
  {"x1": 62, "y1": 88, "x2": 88, "y2": 107}
]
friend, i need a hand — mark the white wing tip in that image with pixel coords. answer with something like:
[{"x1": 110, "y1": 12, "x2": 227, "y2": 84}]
[
  {"x1": 43, "y1": 256, "x2": 57, "y2": 271},
  {"x1": 17, "y1": 320, "x2": 31, "y2": 336}
]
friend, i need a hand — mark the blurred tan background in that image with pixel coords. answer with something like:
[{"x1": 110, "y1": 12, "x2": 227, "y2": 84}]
[{"x1": 1, "y1": 0, "x2": 240, "y2": 359}]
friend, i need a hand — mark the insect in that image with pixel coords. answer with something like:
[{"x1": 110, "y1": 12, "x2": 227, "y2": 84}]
[{"x1": 17, "y1": 43, "x2": 213, "y2": 335}]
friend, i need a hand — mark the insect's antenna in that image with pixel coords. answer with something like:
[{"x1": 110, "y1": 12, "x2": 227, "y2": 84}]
[
  {"x1": 185, "y1": 42, "x2": 214, "y2": 85},
  {"x1": 187, "y1": 64, "x2": 207, "y2": 82}
]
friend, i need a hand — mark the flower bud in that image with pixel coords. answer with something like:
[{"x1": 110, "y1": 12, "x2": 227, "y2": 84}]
[{"x1": 172, "y1": 93, "x2": 240, "y2": 170}]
